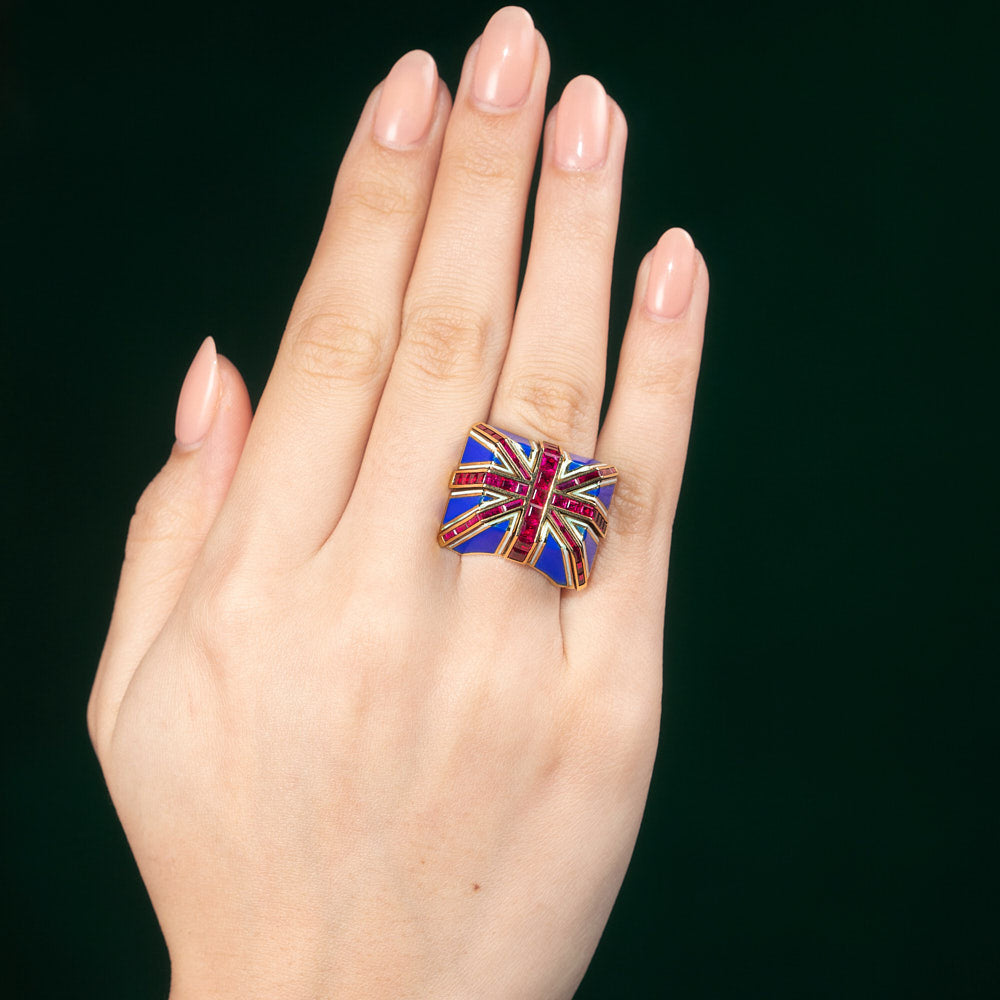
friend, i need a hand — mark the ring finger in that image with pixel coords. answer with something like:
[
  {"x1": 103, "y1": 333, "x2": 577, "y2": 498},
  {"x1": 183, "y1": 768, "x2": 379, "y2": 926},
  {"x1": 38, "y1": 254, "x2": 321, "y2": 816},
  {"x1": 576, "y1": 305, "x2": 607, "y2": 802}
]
[{"x1": 468, "y1": 76, "x2": 625, "y2": 595}]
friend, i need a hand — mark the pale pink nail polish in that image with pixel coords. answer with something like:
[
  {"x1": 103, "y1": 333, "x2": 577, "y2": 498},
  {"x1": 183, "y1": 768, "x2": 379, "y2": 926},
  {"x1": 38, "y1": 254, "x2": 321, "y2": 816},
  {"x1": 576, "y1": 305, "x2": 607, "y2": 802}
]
[
  {"x1": 374, "y1": 50, "x2": 438, "y2": 148},
  {"x1": 646, "y1": 228, "x2": 696, "y2": 319},
  {"x1": 554, "y1": 75, "x2": 609, "y2": 171},
  {"x1": 175, "y1": 336, "x2": 220, "y2": 449},
  {"x1": 473, "y1": 7, "x2": 536, "y2": 109}
]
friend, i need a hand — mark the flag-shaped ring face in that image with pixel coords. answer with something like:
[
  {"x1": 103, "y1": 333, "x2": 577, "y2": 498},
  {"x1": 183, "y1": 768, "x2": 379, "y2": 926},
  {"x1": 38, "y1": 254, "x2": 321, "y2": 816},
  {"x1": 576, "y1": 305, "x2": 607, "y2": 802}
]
[{"x1": 437, "y1": 423, "x2": 618, "y2": 589}]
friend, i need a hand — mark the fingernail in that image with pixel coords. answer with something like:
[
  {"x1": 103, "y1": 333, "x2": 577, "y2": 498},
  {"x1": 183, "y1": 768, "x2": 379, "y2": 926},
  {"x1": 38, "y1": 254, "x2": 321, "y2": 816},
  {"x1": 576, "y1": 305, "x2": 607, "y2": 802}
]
[
  {"x1": 554, "y1": 75, "x2": 609, "y2": 171},
  {"x1": 373, "y1": 50, "x2": 439, "y2": 148},
  {"x1": 473, "y1": 6, "x2": 536, "y2": 109},
  {"x1": 646, "y1": 228, "x2": 696, "y2": 319},
  {"x1": 175, "y1": 336, "x2": 220, "y2": 450}
]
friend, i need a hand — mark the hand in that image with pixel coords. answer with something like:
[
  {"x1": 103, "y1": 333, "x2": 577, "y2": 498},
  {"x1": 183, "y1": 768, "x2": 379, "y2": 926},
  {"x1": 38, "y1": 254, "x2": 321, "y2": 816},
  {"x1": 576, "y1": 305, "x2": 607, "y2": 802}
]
[{"x1": 88, "y1": 7, "x2": 708, "y2": 998}]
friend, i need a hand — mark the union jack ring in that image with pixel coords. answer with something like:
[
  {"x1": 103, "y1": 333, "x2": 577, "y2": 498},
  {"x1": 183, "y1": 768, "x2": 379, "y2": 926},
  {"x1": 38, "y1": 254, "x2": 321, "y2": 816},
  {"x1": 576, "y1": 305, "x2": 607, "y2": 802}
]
[{"x1": 438, "y1": 422, "x2": 617, "y2": 589}]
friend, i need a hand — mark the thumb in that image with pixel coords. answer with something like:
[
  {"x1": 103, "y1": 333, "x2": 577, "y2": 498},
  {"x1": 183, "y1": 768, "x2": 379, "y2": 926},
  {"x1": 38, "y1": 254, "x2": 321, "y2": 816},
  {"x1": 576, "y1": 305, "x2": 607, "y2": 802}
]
[{"x1": 88, "y1": 337, "x2": 252, "y2": 756}]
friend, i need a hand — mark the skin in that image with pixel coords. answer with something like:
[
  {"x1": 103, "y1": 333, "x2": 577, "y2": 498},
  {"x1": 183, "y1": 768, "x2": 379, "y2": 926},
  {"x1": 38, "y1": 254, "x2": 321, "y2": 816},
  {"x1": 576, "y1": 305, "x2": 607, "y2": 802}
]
[{"x1": 88, "y1": 9, "x2": 708, "y2": 999}]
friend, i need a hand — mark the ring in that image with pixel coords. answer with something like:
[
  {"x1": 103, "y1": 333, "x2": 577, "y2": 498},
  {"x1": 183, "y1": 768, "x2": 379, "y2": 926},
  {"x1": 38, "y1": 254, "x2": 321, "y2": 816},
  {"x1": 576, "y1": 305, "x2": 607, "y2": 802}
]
[{"x1": 438, "y1": 422, "x2": 617, "y2": 589}]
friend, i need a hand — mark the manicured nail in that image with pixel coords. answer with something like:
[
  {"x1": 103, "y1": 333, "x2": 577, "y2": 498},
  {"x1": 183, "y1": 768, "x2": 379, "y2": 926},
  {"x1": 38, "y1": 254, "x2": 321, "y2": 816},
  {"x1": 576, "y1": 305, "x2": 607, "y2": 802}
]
[
  {"x1": 374, "y1": 50, "x2": 439, "y2": 148},
  {"x1": 473, "y1": 7, "x2": 536, "y2": 109},
  {"x1": 646, "y1": 228, "x2": 696, "y2": 319},
  {"x1": 554, "y1": 75, "x2": 609, "y2": 171},
  {"x1": 175, "y1": 336, "x2": 220, "y2": 449}
]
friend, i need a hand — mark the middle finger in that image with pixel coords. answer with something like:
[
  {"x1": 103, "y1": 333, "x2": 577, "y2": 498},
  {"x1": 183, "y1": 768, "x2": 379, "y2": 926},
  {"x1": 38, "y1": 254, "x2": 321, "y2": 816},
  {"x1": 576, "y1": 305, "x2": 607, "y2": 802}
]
[{"x1": 341, "y1": 7, "x2": 550, "y2": 552}]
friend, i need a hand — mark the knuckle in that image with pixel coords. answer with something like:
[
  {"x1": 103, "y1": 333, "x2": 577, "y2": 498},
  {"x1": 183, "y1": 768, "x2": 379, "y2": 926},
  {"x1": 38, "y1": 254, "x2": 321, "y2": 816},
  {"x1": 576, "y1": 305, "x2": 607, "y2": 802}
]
[
  {"x1": 291, "y1": 309, "x2": 389, "y2": 389},
  {"x1": 628, "y1": 342, "x2": 701, "y2": 398},
  {"x1": 337, "y1": 169, "x2": 423, "y2": 222},
  {"x1": 401, "y1": 301, "x2": 492, "y2": 383},
  {"x1": 125, "y1": 480, "x2": 190, "y2": 561},
  {"x1": 506, "y1": 371, "x2": 598, "y2": 444},
  {"x1": 199, "y1": 577, "x2": 254, "y2": 645},
  {"x1": 443, "y1": 139, "x2": 520, "y2": 195},
  {"x1": 606, "y1": 466, "x2": 661, "y2": 542},
  {"x1": 549, "y1": 198, "x2": 615, "y2": 247},
  {"x1": 186, "y1": 551, "x2": 266, "y2": 667},
  {"x1": 571, "y1": 211, "x2": 614, "y2": 247}
]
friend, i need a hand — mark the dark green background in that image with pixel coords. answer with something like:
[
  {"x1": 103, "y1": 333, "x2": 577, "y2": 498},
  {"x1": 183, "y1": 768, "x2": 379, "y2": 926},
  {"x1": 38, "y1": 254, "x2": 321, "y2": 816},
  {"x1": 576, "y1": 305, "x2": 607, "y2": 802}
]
[{"x1": 3, "y1": 0, "x2": 997, "y2": 996}]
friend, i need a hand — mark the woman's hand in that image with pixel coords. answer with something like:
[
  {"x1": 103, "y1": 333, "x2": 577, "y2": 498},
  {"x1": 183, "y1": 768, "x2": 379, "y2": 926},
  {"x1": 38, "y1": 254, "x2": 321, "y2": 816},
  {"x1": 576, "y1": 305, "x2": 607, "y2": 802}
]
[{"x1": 87, "y1": 7, "x2": 708, "y2": 998}]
